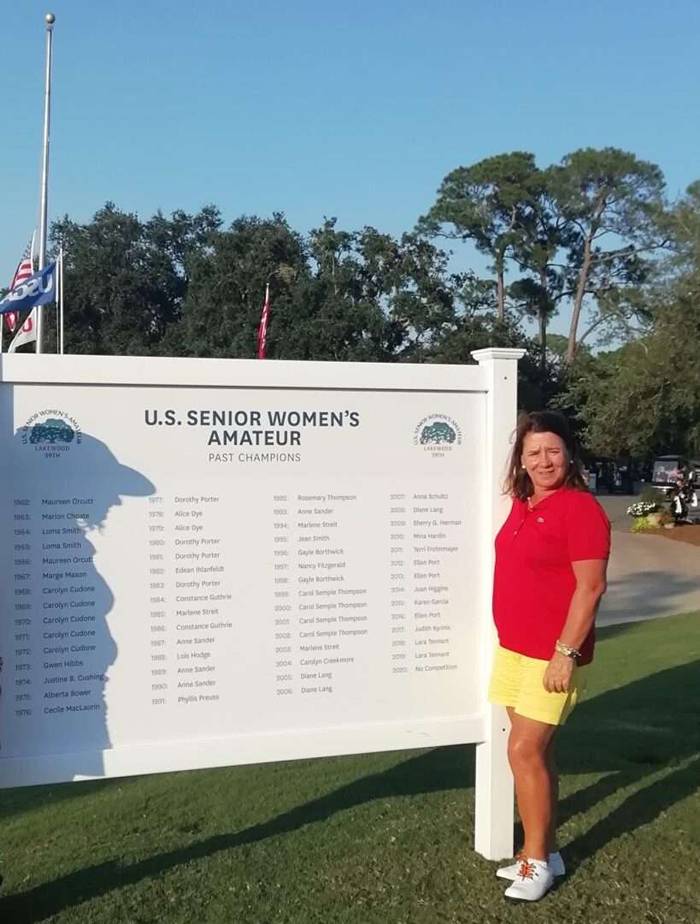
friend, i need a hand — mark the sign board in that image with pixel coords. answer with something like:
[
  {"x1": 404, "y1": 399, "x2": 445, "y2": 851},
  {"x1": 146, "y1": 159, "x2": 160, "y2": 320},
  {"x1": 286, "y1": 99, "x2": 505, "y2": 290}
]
[{"x1": 0, "y1": 349, "x2": 523, "y2": 860}]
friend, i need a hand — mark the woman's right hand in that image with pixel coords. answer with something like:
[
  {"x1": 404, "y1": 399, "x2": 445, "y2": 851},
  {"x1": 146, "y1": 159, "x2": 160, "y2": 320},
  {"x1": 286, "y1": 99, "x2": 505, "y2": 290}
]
[{"x1": 543, "y1": 652, "x2": 575, "y2": 693}]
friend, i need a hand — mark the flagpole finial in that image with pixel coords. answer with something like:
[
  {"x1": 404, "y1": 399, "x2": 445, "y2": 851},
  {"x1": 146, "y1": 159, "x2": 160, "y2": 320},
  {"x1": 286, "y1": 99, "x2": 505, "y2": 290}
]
[{"x1": 45, "y1": 12, "x2": 56, "y2": 26}]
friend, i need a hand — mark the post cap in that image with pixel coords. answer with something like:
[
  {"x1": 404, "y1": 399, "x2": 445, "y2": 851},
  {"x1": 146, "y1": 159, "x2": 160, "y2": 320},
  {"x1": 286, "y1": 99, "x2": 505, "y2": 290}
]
[{"x1": 471, "y1": 347, "x2": 526, "y2": 364}]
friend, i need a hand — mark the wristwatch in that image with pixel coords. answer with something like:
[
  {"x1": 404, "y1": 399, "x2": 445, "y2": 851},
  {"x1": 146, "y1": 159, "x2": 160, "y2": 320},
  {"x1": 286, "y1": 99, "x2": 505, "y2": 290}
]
[{"x1": 555, "y1": 640, "x2": 581, "y2": 661}]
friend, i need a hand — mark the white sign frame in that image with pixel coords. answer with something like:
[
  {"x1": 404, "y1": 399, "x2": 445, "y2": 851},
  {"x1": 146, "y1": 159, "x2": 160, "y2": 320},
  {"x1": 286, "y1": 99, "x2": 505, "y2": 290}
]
[{"x1": 0, "y1": 347, "x2": 523, "y2": 860}]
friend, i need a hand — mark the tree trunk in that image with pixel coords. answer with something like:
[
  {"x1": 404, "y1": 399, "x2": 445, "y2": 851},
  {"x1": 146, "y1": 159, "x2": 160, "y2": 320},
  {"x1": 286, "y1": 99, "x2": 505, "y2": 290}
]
[
  {"x1": 566, "y1": 194, "x2": 606, "y2": 364},
  {"x1": 539, "y1": 268, "x2": 547, "y2": 372},
  {"x1": 496, "y1": 253, "x2": 505, "y2": 321},
  {"x1": 566, "y1": 241, "x2": 592, "y2": 363}
]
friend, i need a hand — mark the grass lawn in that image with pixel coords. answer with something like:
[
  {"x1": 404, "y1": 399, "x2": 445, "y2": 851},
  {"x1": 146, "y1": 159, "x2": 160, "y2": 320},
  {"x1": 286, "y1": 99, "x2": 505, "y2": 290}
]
[{"x1": 1, "y1": 612, "x2": 698, "y2": 924}]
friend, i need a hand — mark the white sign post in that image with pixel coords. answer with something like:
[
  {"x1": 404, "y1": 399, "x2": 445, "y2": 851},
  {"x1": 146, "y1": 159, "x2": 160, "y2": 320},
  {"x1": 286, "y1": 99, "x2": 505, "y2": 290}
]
[{"x1": 0, "y1": 348, "x2": 523, "y2": 860}]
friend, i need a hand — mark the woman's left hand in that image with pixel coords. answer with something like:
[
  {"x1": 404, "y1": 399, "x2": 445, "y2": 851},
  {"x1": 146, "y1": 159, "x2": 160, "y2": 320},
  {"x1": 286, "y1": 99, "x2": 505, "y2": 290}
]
[{"x1": 543, "y1": 652, "x2": 575, "y2": 693}]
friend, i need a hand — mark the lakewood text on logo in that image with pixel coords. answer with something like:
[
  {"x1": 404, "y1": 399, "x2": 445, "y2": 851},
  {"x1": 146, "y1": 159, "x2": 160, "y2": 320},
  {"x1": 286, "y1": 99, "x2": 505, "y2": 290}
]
[
  {"x1": 413, "y1": 414, "x2": 463, "y2": 455},
  {"x1": 21, "y1": 409, "x2": 82, "y2": 458}
]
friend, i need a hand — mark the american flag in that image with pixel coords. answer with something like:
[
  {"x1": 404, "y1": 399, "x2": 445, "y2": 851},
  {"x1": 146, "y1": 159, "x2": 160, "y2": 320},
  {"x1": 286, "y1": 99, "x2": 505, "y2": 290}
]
[
  {"x1": 9, "y1": 239, "x2": 34, "y2": 290},
  {"x1": 257, "y1": 283, "x2": 271, "y2": 359},
  {"x1": 6, "y1": 237, "x2": 34, "y2": 332}
]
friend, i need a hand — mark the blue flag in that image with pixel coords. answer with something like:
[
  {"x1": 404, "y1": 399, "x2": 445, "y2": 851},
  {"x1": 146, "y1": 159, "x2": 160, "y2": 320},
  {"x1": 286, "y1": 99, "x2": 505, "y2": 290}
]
[{"x1": 0, "y1": 262, "x2": 57, "y2": 315}]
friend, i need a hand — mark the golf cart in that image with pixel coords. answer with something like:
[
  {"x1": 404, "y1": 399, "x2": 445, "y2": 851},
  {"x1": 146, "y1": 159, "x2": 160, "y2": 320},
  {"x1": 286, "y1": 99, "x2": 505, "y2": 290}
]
[{"x1": 651, "y1": 454, "x2": 700, "y2": 522}]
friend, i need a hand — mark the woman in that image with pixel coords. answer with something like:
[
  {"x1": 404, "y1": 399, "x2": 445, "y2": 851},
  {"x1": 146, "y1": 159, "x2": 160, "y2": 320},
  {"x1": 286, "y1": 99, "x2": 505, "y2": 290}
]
[{"x1": 488, "y1": 410, "x2": 610, "y2": 902}]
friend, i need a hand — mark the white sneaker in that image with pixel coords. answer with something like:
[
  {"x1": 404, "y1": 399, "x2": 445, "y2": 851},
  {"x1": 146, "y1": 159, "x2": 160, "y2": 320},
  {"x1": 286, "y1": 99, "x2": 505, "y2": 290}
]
[
  {"x1": 504, "y1": 858, "x2": 555, "y2": 902},
  {"x1": 496, "y1": 850, "x2": 565, "y2": 880}
]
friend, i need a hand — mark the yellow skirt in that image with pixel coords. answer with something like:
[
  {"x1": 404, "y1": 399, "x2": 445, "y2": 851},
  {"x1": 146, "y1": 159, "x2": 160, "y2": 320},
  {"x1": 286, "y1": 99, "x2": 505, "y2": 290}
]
[{"x1": 488, "y1": 644, "x2": 588, "y2": 726}]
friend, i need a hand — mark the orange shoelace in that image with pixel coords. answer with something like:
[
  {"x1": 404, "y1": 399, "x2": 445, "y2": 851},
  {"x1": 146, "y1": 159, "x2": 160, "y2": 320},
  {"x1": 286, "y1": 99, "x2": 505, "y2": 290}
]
[{"x1": 517, "y1": 860, "x2": 538, "y2": 880}]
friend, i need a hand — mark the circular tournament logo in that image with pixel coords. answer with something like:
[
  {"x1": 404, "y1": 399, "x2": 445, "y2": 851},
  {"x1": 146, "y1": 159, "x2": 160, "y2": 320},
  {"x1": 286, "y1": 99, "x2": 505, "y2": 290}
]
[
  {"x1": 20, "y1": 409, "x2": 82, "y2": 458},
  {"x1": 413, "y1": 414, "x2": 463, "y2": 455}
]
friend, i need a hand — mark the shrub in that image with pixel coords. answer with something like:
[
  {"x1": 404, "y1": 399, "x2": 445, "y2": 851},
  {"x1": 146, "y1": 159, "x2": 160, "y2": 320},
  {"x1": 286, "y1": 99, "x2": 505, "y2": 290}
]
[
  {"x1": 630, "y1": 511, "x2": 672, "y2": 531},
  {"x1": 631, "y1": 515, "x2": 656, "y2": 532}
]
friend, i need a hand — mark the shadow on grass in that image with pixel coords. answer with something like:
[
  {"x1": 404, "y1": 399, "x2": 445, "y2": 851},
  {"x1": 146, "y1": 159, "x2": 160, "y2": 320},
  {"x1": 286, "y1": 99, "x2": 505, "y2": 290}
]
[
  {"x1": 0, "y1": 746, "x2": 472, "y2": 923},
  {"x1": 2, "y1": 661, "x2": 699, "y2": 921},
  {"x1": 558, "y1": 659, "x2": 700, "y2": 775},
  {"x1": 594, "y1": 622, "x2": 648, "y2": 641},
  {"x1": 563, "y1": 755, "x2": 700, "y2": 876},
  {"x1": 596, "y1": 608, "x2": 698, "y2": 642},
  {"x1": 0, "y1": 778, "x2": 130, "y2": 824},
  {"x1": 552, "y1": 658, "x2": 700, "y2": 872},
  {"x1": 600, "y1": 568, "x2": 700, "y2": 626}
]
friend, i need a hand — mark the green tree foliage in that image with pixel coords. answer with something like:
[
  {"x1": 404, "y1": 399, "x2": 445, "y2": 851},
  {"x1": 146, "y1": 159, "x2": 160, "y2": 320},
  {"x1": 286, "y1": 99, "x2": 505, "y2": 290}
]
[
  {"x1": 564, "y1": 177, "x2": 700, "y2": 458},
  {"x1": 420, "y1": 148, "x2": 667, "y2": 363},
  {"x1": 660, "y1": 180, "x2": 700, "y2": 274},
  {"x1": 145, "y1": 205, "x2": 222, "y2": 284},
  {"x1": 299, "y1": 220, "x2": 394, "y2": 361},
  {"x1": 164, "y1": 213, "x2": 307, "y2": 358},
  {"x1": 37, "y1": 201, "x2": 566, "y2": 411},
  {"x1": 52, "y1": 203, "x2": 220, "y2": 355},
  {"x1": 508, "y1": 172, "x2": 566, "y2": 367},
  {"x1": 418, "y1": 152, "x2": 541, "y2": 320},
  {"x1": 563, "y1": 273, "x2": 700, "y2": 457},
  {"x1": 33, "y1": 158, "x2": 696, "y2": 463},
  {"x1": 375, "y1": 231, "x2": 463, "y2": 362},
  {"x1": 548, "y1": 148, "x2": 666, "y2": 362}
]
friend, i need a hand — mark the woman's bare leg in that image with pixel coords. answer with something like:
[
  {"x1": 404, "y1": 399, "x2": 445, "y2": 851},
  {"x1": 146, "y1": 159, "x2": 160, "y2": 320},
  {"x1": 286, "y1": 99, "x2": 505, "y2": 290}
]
[
  {"x1": 545, "y1": 737, "x2": 559, "y2": 854},
  {"x1": 506, "y1": 708, "x2": 557, "y2": 860}
]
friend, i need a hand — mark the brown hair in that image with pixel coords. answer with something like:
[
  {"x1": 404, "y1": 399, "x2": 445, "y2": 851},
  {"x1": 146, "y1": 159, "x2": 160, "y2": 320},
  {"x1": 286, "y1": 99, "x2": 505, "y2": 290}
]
[{"x1": 505, "y1": 410, "x2": 587, "y2": 499}]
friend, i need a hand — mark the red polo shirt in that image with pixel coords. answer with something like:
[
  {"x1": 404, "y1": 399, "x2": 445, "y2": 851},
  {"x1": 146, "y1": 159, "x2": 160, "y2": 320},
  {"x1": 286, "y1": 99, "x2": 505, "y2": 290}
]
[{"x1": 493, "y1": 487, "x2": 610, "y2": 666}]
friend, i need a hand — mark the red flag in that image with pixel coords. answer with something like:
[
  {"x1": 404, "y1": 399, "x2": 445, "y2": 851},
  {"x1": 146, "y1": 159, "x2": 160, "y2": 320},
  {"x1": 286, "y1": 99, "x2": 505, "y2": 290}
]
[
  {"x1": 4, "y1": 310, "x2": 19, "y2": 333},
  {"x1": 8, "y1": 309, "x2": 36, "y2": 352},
  {"x1": 257, "y1": 283, "x2": 270, "y2": 359}
]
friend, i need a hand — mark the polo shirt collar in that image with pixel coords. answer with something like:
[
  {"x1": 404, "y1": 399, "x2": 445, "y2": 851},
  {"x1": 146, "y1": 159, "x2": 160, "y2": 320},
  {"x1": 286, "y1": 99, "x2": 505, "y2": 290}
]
[{"x1": 525, "y1": 486, "x2": 567, "y2": 511}]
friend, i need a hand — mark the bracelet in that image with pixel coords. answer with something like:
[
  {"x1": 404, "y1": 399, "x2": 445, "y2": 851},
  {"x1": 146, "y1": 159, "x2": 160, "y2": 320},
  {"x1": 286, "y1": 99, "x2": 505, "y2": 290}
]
[{"x1": 555, "y1": 640, "x2": 581, "y2": 661}]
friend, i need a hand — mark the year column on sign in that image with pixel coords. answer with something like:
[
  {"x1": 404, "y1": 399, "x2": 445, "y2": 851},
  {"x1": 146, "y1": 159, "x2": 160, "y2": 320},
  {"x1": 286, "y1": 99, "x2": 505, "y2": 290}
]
[
  {"x1": 388, "y1": 494, "x2": 411, "y2": 675},
  {"x1": 147, "y1": 495, "x2": 170, "y2": 706}
]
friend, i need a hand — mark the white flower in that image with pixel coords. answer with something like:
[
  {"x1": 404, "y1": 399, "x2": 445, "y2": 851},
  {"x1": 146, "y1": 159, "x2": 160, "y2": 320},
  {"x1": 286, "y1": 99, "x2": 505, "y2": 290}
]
[{"x1": 627, "y1": 502, "x2": 658, "y2": 517}]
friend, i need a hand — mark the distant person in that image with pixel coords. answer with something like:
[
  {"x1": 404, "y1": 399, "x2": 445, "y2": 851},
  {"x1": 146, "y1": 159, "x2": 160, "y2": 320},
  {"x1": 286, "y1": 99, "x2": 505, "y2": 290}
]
[
  {"x1": 488, "y1": 411, "x2": 610, "y2": 902},
  {"x1": 612, "y1": 465, "x2": 623, "y2": 492},
  {"x1": 670, "y1": 474, "x2": 692, "y2": 524}
]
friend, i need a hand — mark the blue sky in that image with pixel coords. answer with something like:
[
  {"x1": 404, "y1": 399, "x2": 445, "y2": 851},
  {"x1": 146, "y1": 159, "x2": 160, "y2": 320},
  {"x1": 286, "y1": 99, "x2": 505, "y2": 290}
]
[{"x1": 3, "y1": 1, "x2": 700, "y2": 301}]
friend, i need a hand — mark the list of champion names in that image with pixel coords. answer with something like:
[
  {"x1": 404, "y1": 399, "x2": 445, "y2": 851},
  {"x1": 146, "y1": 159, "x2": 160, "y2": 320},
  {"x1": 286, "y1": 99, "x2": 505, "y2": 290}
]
[
  {"x1": 2, "y1": 478, "x2": 470, "y2": 742},
  {"x1": 146, "y1": 492, "x2": 232, "y2": 710},
  {"x1": 8, "y1": 495, "x2": 108, "y2": 725},
  {"x1": 269, "y1": 486, "x2": 465, "y2": 699}
]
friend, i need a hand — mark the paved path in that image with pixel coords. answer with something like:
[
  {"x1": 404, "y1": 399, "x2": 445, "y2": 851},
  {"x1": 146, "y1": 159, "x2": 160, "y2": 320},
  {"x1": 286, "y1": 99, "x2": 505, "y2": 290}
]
[{"x1": 596, "y1": 494, "x2": 700, "y2": 626}]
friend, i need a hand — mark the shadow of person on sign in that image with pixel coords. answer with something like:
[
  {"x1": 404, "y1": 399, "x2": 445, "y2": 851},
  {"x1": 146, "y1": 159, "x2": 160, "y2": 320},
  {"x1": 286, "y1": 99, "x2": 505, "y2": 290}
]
[{"x1": 0, "y1": 418, "x2": 153, "y2": 783}]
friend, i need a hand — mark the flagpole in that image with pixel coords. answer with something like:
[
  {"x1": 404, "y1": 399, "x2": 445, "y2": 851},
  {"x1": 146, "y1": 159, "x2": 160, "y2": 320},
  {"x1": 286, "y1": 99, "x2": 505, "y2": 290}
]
[
  {"x1": 36, "y1": 12, "x2": 56, "y2": 355},
  {"x1": 55, "y1": 265, "x2": 59, "y2": 353},
  {"x1": 257, "y1": 282, "x2": 271, "y2": 359},
  {"x1": 59, "y1": 247, "x2": 64, "y2": 354}
]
